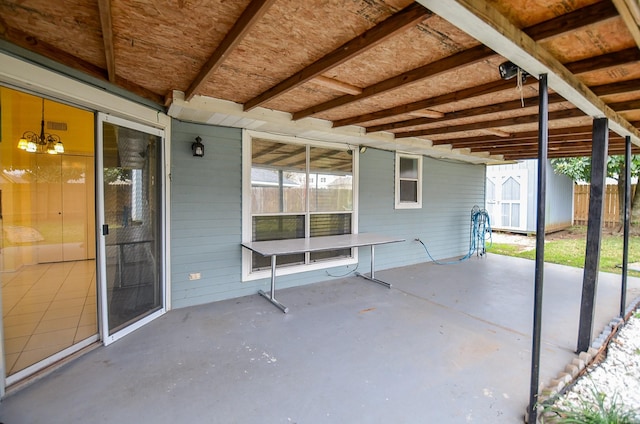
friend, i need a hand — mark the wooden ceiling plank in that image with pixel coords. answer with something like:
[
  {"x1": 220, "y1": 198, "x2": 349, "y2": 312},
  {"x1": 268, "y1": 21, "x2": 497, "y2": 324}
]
[
  {"x1": 0, "y1": 17, "x2": 162, "y2": 103},
  {"x1": 365, "y1": 93, "x2": 566, "y2": 133},
  {"x1": 433, "y1": 121, "x2": 640, "y2": 146},
  {"x1": 332, "y1": 79, "x2": 530, "y2": 127},
  {"x1": 591, "y1": 78, "x2": 640, "y2": 96},
  {"x1": 408, "y1": 110, "x2": 445, "y2": 118},
  {"x1": 525, "y1": 1, "x2": 620, "y2": 41},
  {"x1": 293, "y1": 45, "x2": 495, "y2": 120},
  {"x1": 565, "y1": 48, "x2": 640, "y2": 75},
  {"x1": 185, "y1": 0, "x2": 277, "y2": 101},
  {"x1": 329, "y1": 2, "x2": 622, "y2": 128},
  {"x1": 366, "y1": 79, "x2": 640, "y2": 134},
  {"x1": 97, "y1": 0, "x2": 116, "y2": 83},
  {"x1": 312, "y1": 76, "x2": 363, "y2": 95},
  {"x1": 243, "y1": 3, "x2": 432, "y2": 111},
  {"x1": 333, "y1": 50, "x2": 639, "y2": 128},
  {"x1": 611, "y1": 0, "x2": 640, "y2": 50},
  {"x1": 396, "y1": 109, "x2": 586, "y2": 138},
  {"x1": 408, "y1": 95, "x2": 631, "y2": 139},
  {"x1": 417, "y1": 0, "x2": 640, "y2": 145}
]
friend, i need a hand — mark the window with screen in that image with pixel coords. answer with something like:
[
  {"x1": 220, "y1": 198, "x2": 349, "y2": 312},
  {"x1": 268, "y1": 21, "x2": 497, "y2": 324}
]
[{"x1": 247, "y1": 137, "x2": 355, "y2": 273}]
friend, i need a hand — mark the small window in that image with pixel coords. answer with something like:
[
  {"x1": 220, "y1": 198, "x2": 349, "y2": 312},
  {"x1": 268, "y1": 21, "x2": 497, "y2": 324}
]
[{"x1": 395, "y1": 153, "x2": 422, "y2": 209}]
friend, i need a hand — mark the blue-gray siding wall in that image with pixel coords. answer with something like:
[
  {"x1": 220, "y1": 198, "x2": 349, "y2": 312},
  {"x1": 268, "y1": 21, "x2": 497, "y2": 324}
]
[
  {"x1": 358, "y1": 149, "x2": 486, "y2": 270},
  {"x1": 170, "y1": 121, "x2": 486, "y2": 309}
]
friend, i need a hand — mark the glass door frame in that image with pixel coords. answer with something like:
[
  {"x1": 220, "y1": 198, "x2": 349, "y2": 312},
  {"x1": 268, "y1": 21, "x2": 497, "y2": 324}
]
[{"x1": 96, "y1": 113, "x2": 167, "y2": 345}]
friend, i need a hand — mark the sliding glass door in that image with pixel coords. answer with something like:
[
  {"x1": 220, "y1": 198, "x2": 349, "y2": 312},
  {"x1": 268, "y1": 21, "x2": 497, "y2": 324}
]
[{"x1": 97, "y1": 114, "x2": 165, "y2": 344}]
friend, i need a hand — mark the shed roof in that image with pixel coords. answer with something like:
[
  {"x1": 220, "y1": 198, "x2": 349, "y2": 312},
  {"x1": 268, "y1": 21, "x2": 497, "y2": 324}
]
[{"x1": 1, "y1": 0, "x2": 639, "y2": 163}]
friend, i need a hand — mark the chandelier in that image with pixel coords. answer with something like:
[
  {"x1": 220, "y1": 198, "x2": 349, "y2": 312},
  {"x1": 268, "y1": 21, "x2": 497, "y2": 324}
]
[{"x1": 17, "y1": 98, "x2": 64, "y2": 154}]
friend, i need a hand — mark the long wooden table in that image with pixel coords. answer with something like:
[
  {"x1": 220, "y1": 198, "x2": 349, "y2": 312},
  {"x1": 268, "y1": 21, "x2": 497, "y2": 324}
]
[{"x1": 241, "y1": 233, "x2": 405, "y2": 313}]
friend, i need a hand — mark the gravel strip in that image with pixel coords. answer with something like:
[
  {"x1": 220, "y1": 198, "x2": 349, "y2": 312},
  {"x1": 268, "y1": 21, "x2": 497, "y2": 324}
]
[{"x1": 545, "y1": 311, "x2": 640, "y2": 422}]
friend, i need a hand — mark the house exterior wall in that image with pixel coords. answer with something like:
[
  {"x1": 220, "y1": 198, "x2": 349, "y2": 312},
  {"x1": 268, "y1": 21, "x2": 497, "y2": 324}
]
[{"x1": 170, "y1": 121, "x2": 486, "y2": 309}]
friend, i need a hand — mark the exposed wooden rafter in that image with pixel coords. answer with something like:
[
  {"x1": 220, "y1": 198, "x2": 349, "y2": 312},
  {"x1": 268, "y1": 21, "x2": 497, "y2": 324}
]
[
  {"x1": 242, "y1": 2, "x2": 431, "y2": 111},
  {"x1": 396, "y1": 98, "x2": 639, "y2": 139},
  {"x1": 331, "y1": 2, "x2": 631, "y2": 129},
  {"x1": 416, "y1": 0, "x2": 640, "y2": 145},
  {"x1": 611, "y1": 0, "x2": 640, "y2": 50},
  {"x1": 312, "y1": 76, "x2": 363, "y2": 95},
  {"x1": 185, "y1": 0, "x2": 277, "y2": 100},
  {"x1": 366, "y1": 79, "x2": 640, "y2": 134},
  {"x1": 0, "y1": 16, "x2": 162, "y2": 103},
  {"x1": 97, "y1": 0, "x2": 116, "y2": 83},
  {"x1": 396, "y1": 108, "x2": 586, "y2": 138},
  {"x1": 292, "y1": 44, "x2": 494, "y2": 120}
]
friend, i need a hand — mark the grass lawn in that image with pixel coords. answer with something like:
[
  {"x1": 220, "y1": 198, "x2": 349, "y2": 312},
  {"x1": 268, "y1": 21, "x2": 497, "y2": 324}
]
[{"x1": 487, "y1": 226, "x2": 640, "y2": 278}]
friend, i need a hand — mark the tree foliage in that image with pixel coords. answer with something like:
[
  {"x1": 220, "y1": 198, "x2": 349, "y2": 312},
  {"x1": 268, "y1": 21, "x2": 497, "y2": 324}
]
[
  {"x1": 551, "y1": 155, "x2": 640, "y2": 227},
  {"x1": 550, "y1": 156, "x2": 640, "y2": 183}
]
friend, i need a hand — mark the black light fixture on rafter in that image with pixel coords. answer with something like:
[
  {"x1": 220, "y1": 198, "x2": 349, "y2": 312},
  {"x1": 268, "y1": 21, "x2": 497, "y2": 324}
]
[
  {"x1": 498, "y1": 61, "x2": 529, "y2": 82},
  {"x1": 17, "y1": 98, "x2": 64, "y2": 154},
  {"x1": 192, "y1": 136, "x2": 204, "y2": 157}
]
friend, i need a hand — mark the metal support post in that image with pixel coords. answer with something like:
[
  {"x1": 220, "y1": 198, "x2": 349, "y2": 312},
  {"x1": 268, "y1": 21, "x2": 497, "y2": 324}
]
[
  {"x1": 621, "y1": 136, "x2": 631, "y2": 318},
  {"x1": 528, "y1": 73, "x2": 548, "y2": 424},
  {"x1": 577, "y1": 118, "x2": 609, "y2": 352}
]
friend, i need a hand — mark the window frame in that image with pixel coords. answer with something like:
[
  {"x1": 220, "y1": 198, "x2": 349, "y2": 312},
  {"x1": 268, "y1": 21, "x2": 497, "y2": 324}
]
[
  {"x1": 395, "y1": 152, "x2": 423, "y2": 209},
  {"x1": 241, "y1": 130, "x2": 359, "y2": 282}
]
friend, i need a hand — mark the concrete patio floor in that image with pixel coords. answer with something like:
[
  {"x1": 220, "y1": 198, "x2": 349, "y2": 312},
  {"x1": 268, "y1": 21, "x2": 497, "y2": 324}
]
[{"x1": 2, "y1": 254, "x2": 639, "y2": 423}]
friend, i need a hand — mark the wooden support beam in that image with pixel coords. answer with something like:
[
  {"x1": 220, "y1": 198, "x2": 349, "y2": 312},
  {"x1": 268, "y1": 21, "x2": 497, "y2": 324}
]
[
  {"x1": 525, "y1": 1, "x2": 619, "y2": 41},
  {"x1": 185, "y1": 0, "x2": 277, "y2": 100},
  {"x1": 395, "y1": 108, "x2": 585, "y2": 138},
  {"x1": 331, "y1": 2, "x2": 628, "y2": 128},
  {"x1": 368, "y1": 86, "x2": 640, "y2": 135},
  {"x1": 243, "y1": 3, "x2": 431, "y2": 111},
  {"x1": 612, "y1": 0, "x2": 640, "y2": 51},
  {"x1": 366, "y1": 93, "x2": 566, "y2": 133},
  {"x1": 577, "y1": 118, "x2": 609, "y2": 353},
  {"x1": 97, "y1": 0, "x2": 116, "y2": 83},
  {"x1": 333, "y1": 49, "x2": 640, "y2": 129},
  {"x1": 292, "y1": 45, "x2": 494, "y2": 120},
  {"x1": 332, "y1": 78, "x2": 528, "y2": 127},
  {"x1": 433, "y1": 121, "x2": 640, "y2": 146},
  {"x1": 312, "y1": 76, "x2": 363, "y2": 95},
  {"x1": 0, "y1": 16, "x2": 162, "y2": 104},
  {"x1": 415, "y1": 0, "x2": 640, "y2": 144}
]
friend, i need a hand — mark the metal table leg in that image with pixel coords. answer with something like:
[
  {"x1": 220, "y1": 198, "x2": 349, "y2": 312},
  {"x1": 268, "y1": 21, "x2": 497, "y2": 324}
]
[
  {"x1": 258, "y1": 254, "x2": 289, "y2": 313},
  {"x1": 356, "y1": 245, "x2": 392, "y2": 288}
]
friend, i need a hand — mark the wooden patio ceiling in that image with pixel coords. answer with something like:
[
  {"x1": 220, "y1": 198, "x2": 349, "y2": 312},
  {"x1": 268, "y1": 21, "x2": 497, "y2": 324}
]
[{"x1": 1, "y1": 0, "x2": 640, "y2": 162}]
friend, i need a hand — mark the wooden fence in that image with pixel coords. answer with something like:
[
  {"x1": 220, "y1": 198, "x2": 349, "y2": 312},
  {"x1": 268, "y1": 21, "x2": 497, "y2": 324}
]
[{"x1": 573, "y1": 184, "x2": 637, "y2": 227}]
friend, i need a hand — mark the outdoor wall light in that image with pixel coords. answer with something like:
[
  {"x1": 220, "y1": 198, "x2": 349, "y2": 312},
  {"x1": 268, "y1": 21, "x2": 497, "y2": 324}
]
[
  {"x1": 348, "y1": 146, "x2": 367, "y2": 155},
  {"x1": 192, "y1": 136, "x2": 204, "y2": 157}
]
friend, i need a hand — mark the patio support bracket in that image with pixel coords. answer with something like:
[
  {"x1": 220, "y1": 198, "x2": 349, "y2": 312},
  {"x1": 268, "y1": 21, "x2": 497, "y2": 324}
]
[{"x1": 577, "y1": 118, "x2": 609, "y2": 353}]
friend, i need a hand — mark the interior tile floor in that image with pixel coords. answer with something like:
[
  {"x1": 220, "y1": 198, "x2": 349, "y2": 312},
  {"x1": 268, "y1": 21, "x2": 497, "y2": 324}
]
[
  {"x1": 2, "y1": 260, "x2": 97, "y2": 376},
  {"x1": 1, "y1": 254, "x2": 639, "y2": 423}
]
